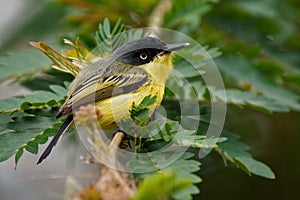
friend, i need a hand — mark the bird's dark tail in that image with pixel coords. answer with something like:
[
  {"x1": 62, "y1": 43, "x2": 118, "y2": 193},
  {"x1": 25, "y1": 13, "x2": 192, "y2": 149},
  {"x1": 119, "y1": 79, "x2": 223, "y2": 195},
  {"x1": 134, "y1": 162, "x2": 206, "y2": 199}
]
[{"x1": 37, "y1": 115, "x2": 73, "y2": 164}]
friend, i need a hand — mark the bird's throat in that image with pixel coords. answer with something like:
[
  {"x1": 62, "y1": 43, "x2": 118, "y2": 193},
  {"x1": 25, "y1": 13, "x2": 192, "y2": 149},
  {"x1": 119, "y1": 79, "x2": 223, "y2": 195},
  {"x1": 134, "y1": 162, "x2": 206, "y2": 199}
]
[{"x1": 142, "y1": 54, "x2": 173, "y2": 83}]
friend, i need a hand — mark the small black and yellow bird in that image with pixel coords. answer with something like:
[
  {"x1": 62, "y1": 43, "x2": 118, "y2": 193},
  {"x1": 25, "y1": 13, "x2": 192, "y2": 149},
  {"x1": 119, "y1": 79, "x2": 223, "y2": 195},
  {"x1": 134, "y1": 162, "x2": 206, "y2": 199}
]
[{"x1": 37, "y1": 37, "x2": 189, "y2": 164}]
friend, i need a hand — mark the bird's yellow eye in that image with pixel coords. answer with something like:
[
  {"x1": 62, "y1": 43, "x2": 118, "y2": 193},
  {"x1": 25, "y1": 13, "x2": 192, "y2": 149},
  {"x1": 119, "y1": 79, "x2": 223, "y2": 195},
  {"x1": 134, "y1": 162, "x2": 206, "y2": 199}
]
[{"x1": 140, "y1": 52, "x2": 148, "y2": 60}]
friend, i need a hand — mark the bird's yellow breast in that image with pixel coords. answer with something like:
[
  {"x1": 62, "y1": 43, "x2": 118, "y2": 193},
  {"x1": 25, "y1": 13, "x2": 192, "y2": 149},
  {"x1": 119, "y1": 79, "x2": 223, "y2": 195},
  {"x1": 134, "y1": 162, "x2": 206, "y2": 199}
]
[{"x1": 95, "y1": 82, "x2": 165, "y2": 129}]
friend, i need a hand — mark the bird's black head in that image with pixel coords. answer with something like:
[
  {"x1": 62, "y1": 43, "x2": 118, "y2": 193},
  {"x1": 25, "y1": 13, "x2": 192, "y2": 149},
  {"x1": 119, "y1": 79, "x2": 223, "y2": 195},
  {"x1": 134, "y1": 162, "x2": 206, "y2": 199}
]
[{"x1": 112, "y1": 37, "x2": 188, "y2": 66}]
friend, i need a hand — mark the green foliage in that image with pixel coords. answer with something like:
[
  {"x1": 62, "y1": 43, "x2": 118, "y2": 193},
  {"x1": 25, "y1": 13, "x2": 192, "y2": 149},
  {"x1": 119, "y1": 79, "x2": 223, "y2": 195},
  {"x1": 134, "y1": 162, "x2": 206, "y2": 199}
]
[
  {"x1": 130, "y1": 95, "x2": 157, "y2": 123},
  {"x1": 125, "y1": 96, "x2": 203, "y2": 199},
  {"x1": 217, "y1": 56, "x2": 300, "y2": 111},
  {"x1": 215, "y1": 89, "x2": 290, "y2": 114},
  {"x1": 216, "y1": 132, "x2": 275, "y2": 179},
  {"x1": 0, "y1": 84, "x2": 68, "y2": 114},
  {"x1": 126, "y1": 94, "x2": 275, "y2": 199},
  {"x1": 132, "y1": 172, "x2": 192, "y2": 200},
  {"x1": 167, "y1": 76, "x2": 290, "y2": 115},
  {"x1": 0, "y1": 110, "x2": 63, "y2": 167},
  {"x1": 96, "y1": 18, "x2": 125, "y2": 54},
  {"x1": 0, "y1": 83, "x2": 67, "y2": 166},
  {"x1": 95, "y1": 18, "x2": 145, "y2": 55},
  {"x1": 129, "y1": 152, "x2": 201, "y2": 200},
  {"x1": 173, "y1": 46, "x2": 221, "y2": 78},
  {"x1": 195, "y1": 0, "x2": 300, "y2": 117}
]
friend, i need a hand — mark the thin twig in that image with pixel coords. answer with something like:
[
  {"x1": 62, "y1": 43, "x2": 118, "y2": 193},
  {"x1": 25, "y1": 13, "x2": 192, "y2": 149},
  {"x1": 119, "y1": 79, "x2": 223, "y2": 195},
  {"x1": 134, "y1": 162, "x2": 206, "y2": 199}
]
[{"x1": 148, "y1": 0, "x2": 173, "y2": 35}]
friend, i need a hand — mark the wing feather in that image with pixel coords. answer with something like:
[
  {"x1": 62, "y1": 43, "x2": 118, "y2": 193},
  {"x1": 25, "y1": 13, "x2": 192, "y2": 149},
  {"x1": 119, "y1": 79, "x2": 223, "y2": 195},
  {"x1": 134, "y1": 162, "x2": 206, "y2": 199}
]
[{"x1": 57, "y1": 67, "x2": 149, "y2": 117}]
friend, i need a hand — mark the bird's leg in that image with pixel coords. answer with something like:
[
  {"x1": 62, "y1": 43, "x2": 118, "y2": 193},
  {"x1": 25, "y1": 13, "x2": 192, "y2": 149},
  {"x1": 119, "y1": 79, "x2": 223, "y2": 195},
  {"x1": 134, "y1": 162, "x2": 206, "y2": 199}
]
[{"x1": 112, "y1": 128, "x2": 132, "y2": 149}]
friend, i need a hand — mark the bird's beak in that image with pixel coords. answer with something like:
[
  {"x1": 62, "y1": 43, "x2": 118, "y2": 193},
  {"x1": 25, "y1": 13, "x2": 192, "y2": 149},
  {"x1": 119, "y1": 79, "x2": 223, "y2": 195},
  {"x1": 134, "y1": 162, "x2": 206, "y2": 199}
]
[{"x1": 164, "y1": 42, "x2": 190, "y2": 52}]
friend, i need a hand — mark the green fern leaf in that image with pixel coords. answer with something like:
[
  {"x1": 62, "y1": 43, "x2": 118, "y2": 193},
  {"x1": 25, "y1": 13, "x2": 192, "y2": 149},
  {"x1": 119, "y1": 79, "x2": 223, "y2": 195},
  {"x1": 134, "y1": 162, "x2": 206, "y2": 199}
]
[
  {"x1": 0, "y1": 84, "x2": 67, "y2": 114},
  {"x1": 0, "y1": 110, "x2": 64, "y2": 167},
  {"x1": 95, "y1": 18, "x2": 125, "y2": 54},
  {"x1": 215, "y1": 131, "x2": 276, "y2": 179}
]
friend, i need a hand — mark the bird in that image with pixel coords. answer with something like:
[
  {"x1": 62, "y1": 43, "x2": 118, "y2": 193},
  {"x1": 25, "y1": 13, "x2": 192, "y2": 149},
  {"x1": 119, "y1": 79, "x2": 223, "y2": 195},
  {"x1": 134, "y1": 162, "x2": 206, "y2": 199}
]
[{"x1": 37, "y1": 37, "x2": 189, "y2": 164}]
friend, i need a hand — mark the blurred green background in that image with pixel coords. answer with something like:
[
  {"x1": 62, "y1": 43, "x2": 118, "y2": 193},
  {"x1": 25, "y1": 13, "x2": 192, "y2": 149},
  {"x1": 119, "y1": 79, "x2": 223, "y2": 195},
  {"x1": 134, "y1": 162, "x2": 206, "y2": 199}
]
[{"x1": 0, "y1": 0, "x2": 299, "y2": 199}]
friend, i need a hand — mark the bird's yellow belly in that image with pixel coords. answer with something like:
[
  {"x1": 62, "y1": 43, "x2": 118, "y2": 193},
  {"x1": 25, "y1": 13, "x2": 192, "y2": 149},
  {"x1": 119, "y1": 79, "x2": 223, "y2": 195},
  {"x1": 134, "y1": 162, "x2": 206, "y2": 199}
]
[{"x1": 95, "y1": 83, "x2": 165, "y2": 129}]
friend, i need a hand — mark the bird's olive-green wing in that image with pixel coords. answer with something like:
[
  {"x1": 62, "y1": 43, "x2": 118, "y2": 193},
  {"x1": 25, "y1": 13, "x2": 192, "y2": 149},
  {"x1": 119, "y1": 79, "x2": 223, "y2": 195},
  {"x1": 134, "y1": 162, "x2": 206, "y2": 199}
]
[{"x1": 57, "y1": 67, "x2": 149, "y2": 117}]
